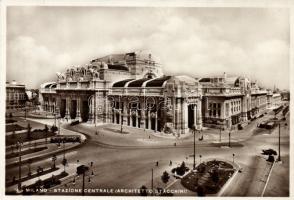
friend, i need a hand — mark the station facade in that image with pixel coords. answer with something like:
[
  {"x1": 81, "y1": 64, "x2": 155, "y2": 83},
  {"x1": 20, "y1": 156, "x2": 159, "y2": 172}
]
[{"x1": 40, "y1": 51, "x2": 280, "y2": 133}]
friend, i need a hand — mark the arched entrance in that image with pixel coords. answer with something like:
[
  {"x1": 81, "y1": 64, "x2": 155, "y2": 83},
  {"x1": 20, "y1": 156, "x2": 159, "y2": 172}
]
[
  {"x1": 60, "y1": 99, "x2": 66, "y2": 118},
  {"x1": 81, "y1": 100, "x2": 89, "y2": 122},
  {"x1": 70, "y1": 100, "x2": 77, "y2": 119}
]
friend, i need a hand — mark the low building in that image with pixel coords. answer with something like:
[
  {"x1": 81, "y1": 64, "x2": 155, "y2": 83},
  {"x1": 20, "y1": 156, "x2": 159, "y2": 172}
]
[
  {"x1": 6, "y1": 80, "x2": 27, "y2": 110},
  {"x1": 266, "y1": 90, "x2": 273, "y2": 109},
  {"x1": 199, "y1": 74, "x2": 251, "y2": 129},
  {"x1": 272, "y1": 93, "x2": 282, "y2": 108},
  {"x1": 200, "y1": 74, "x2": 268, "y2": 130}
]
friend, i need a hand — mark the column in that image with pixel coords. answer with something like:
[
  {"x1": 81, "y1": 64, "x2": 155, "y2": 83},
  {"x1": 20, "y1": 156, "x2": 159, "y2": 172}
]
[
  {"x1": 129, "y1": 109, "x2": 133, "y2": 127},
  {"x1": 88, "y1": 98, "x2": 94, "y2": 124},
  {"x1": 119, "y1": 102, "x2": 122, "y2": 125},
  {"x1": 64, "y1": 97, "x2": 70, "y2": 121},
  {"x1": 196, "y1": 100, "x2": 202, "y2": 129},
  {"x1": 76, "y1": 98, "x2": 82, "y2": 121},
  {"x1": 148, "y1": 110, "x2": 151, "y2": 130},
  {"x1": 136, "y1": 110, "x2": 139, "y2": 128},
  {"x1": 194, "y1": 104, "x2": 197, "y2": 128},
  {"x1": 140, "y1": 100, "x2": 146, "y2": 129},
  {"x1": 123, "y1": 101, "x2": 128, "y2": 125},
  {"x1": 182, "y1": 98, "x2": 188, "y2": 134},
  {"x1": 154, "y1": 111, "x2": 158, "y2": 132}
]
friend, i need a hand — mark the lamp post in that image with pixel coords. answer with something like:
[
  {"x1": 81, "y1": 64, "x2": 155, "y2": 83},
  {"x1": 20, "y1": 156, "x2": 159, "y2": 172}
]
[
  {"x1": 228, "y1": 131, "x2": 231, "y2": 148},
  {"x1": 192, "y1": 125, "x2": 196, "y2": 170},
  {"x1": 151, "y1": 168, "x2": 154, "y2": 196},
  {"x1": 268, "y1": 119, "x2": 281, "y2": 162},
  {"x1": 120, "y1": 109, "x2": 123, "y2": 133},
  {"x1": 277, "y1": 123, "x2": 281, "y2": 162},
  {"x1": 76, "y1": 165, "x2": 90, "y2": 196},
  {"x1": 17, "y1": 141, "x2": 23, "y2": 191},
  {"x1": 219, "y1": 127, "x2": 222, "y2": 142}
]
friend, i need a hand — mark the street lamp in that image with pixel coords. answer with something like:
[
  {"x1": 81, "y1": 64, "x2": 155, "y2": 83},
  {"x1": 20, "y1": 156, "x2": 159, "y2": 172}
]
[
  {"x1": 232, "y1": 153, "x2": 235, "y2": 163},
  {"x1": 268, "y1": 119, "x2": 281, "y2": 162},
  {"x1": 76, "y1": 165, "x2": 90, "y2": 196},
  {"x1": 277, "y1": 123, "x2": 281, "y2": 162},
  {"x1": 151, "y1": 168, "x2": 154, "y2": 196},
  {"x1": 120, "y1": 109, "x2": 123, "y2": 133},
  {"x1": 219, "y1": 127, "x2": 222, "y2": 142},
  {"x1": 228, "y1": 131, "x2": 231, "y2": 148},
  {"x1": 192, "y1": 124, "x2": 196, "y2": 170},
  {"x1": 16, "y1": 141, "x2": 23, "y2": 191}
]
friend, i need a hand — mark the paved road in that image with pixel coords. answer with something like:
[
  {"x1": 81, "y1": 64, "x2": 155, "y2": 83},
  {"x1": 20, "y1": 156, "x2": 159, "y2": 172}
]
[{"x1": 5, "y1": 110, "x2": 289, "y2": 196}]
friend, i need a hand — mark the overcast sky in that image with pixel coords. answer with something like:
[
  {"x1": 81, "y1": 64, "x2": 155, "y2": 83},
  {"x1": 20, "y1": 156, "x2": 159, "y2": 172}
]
[{"x1": 6, "y1": 6, "x2": 289, "y2": 90}]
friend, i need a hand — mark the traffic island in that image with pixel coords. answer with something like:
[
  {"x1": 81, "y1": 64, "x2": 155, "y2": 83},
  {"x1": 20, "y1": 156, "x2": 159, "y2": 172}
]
[
  {"x1": 181, "y1": 160, "x2": 235, "y2": 196},
  {"x1": 6, "y1": 146, "x2": 48, "y2": 159},
  {"x1": 21, "y1": 171, "x2": 69, "y2": 195},
  {"x1": 6, "y1": 167, "x2": 60, "y2": 187}
]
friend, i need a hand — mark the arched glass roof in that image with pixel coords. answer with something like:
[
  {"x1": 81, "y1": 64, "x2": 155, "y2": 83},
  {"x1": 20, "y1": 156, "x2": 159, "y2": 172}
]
[
  {"x1": 112, "y1": 79, "x2": 134, "y2": 87},
  {"x1": 128, "y1": 78, "x2": 150, "y2": 87},
  {"x1": 145, "y1": 76, "x2": 171, "y2": 87}
]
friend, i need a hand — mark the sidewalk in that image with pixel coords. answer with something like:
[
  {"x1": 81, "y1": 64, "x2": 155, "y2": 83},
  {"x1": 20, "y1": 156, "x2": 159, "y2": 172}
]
[{"x1": 6, "y1": 163, "x2": 74, "y2": 193}]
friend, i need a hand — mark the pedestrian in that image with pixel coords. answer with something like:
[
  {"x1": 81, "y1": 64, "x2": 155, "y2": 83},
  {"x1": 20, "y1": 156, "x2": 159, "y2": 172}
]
[
  {"x1": 156, "y1": 161, "x2": 159, "y2": 166},
  {"x1": 174, "y1": 142, "x2": 176, "y2": 146},
  {"x1": 149, "y1": 135, "x2": 151, "y2": 139},
  {"x1": 169, "y1": 160, "x2": 172, "y2": 166}
]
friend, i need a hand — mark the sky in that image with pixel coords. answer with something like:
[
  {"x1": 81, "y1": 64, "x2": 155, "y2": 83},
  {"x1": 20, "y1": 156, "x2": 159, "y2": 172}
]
[{"x1": 6, "y1": 6, "x2": 290, "y2": 90}]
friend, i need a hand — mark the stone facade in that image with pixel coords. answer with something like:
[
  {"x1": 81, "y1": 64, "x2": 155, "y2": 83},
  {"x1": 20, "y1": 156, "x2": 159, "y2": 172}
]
[
  {"x1": 6, "y1": 81, "x2": 26, "y2": 110},
  {"x1": 40, "y1": 51, "x2": 281, "y2": 133},
  {"x1": 200, "y1": 73, "x2": 268, "y2": 130}
]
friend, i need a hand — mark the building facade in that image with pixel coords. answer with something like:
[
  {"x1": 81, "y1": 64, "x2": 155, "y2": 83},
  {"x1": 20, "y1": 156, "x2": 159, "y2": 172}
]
[
  {"x1": 40, "y1": 51, "x2": 203, "y2": 134},
  {"x1": 40, "y1": 51, "x2": 278, "y2": 133},
  {"x1": 199, "y1": 73, "x2": 268, "y2": 129},
  {"x1": 6, "y1": 81, "x2": 27, "y2": 110}
]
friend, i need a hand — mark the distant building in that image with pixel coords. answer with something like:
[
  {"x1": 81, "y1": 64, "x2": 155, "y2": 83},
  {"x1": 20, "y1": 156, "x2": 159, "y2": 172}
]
[
  {"x1": 199, "y1": 73, "x2": 267, "y2": 129},
  {"x1": 6, "y1": 80, "x2": 27, "y2": 110},
  {"x1": 280, "y1": 90, "x2": 290, "y2": 101},
  {"x1": 272, "y1": 93, "x2": 282, "y2": 107},
  {"x1": 266, "y1": 90, "x2": 273, "y2": 109}
]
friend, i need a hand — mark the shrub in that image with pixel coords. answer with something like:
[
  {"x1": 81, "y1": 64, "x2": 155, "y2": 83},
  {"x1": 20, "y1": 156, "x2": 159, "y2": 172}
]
[
  {"x1": 51, "y1": 125, "x2": 58, "y2": 133},
  {"x1": 196, "y1": 185, "x2": 205, "y2": 196},
  {"x1": 171, "y1": 168, "x2": 176, "y2": 174},
  {"x1": 139, "y1": 185, "x2": 148, "y2": 196},
  {"x1": 161, "y1": 171, "x2": 170, "y2": 184},
  {"x1": 211, "y1": 169, "x2": 220, "y2": 184},
  {"x1": 198, "y1": 164, "x2": 206, "y2": 173}
]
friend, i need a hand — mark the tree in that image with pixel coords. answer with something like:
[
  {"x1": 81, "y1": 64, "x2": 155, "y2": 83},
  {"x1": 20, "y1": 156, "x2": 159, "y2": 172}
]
[
  {"x1": 211, "y1": 169, "x2": 219, "y2": 185},
  {"x1": 51, "y1": 125, "x2": 58, "y2": 133},
  {"x1": 196, "y1": 185, "x2": 205, "y2": 196},
  {"x1": 44, "y1": 124, "x2": 49, "y2": 133},
  {"x1": 52, "y1": 154, "x2": 57, "y2": 169},
  {"x1": 139, "y1": 185, "x2": 148, "y2": 196},
  {"x1": 161, "y1": 171, "x2": 170, "y2": 184},
  {"x1": 176, "y1": 161, "x2": 187, "y2": 176}
]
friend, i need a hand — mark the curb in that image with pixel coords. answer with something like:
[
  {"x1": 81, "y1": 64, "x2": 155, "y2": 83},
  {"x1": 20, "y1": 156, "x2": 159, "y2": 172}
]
[{"x1": 261, "y1": 161, "x2": 275, "y2": 196}]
